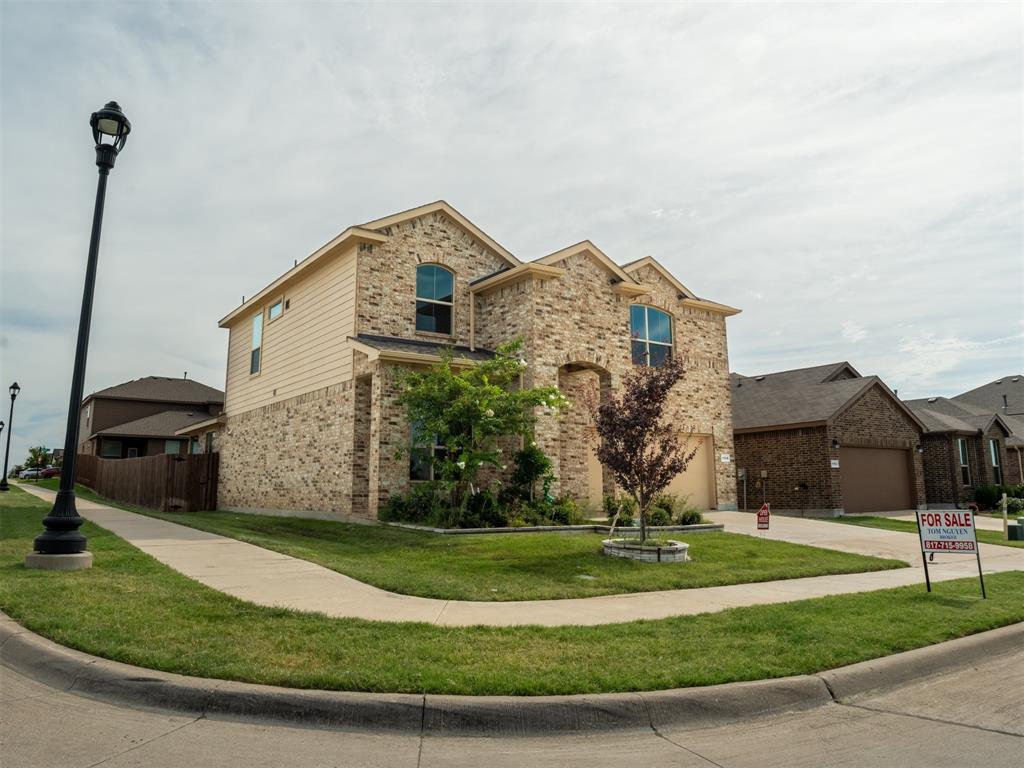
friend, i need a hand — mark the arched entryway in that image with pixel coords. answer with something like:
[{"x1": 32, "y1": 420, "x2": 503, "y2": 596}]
[{"x1": 556, "y1": 360, "x2": 613, "y2": 509}]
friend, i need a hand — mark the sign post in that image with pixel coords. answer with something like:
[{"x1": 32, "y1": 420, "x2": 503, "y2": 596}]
[
  {"x1": 915, "y1": 510, "x2": 986, "y2": 598},
  {"x1": 757, "y1": 502, "x2": 770, "y2": 535}
]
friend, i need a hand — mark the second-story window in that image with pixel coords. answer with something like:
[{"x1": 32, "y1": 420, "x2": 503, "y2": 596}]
[
  {"x1": 250, "y1": 312, "x2": 263, "y2": 375},
  {"x1": 268, "y1": 299, "x2": 284, "y2": 321},
  {"x1": 415, "y1": 264, "x2": 454, "y2": 335},
  {"x1": 630, "y1": 305, "x2": 673, "y2": 367}
]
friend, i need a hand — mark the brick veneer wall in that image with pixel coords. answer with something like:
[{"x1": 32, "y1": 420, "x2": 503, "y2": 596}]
[
  {"x1": 476, "y1": 253, "x2": 737, "y2": 508},
  {"x1": 1006, "y1": 447, "x2": 1024, "y2": 485},
  {"x1": 921, "y1": 428, "x2": 1011, "y2": 507},
  {"x1": 218, "y1": 379, "x2": 359, "y2": 518},
  {"x1": 733, "y1": 426, "x2": 834, "y2": 512},
  {"x1": 356, "y1": 212, "x2": 510, "y2": 348}
]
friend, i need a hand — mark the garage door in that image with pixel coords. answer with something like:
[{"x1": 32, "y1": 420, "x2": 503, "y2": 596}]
[
  {"x1": 666, "y1": 435, "x2": 717, "y2": 510},
  {"x1": 839, "y1": 447, "x2": 913, "y2": 514}
]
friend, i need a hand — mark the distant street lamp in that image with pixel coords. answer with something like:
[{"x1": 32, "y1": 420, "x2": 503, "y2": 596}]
[
  {"x1": 29, "y1": 102, "x2": 131, "y2": 569},
  {"x1": 0, "y1": 383, "x2": 20, "y2": 492}
]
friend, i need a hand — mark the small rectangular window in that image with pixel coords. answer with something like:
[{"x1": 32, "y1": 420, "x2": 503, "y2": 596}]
[
  {"x1": 205, "y1": 431, "x2": 216, "y2": 453},
  {"x1": 165, "y1": 439, "x2": 181, "y2": 454},
  {"x1": 990, "y1": 439, "x2": 1002, "y2": 485},
  {"x1": 250, "y1": 313, "x2": 263, "y2": 375},
  {"x1": 101, "y1": 440, "x2": 122, "y2": 458},
  {"x1": 410, "y1": 422, "x2": 445, "y2": 481},
  {"x1": 957, "y1": 438, "x2": 971, "y2": 486},
  {"x1": 268, "y1": 300, "x2": 283, "y2": 321},
  {"x1": 127, "y1": 447, "x2": 138, "y2": 458}
]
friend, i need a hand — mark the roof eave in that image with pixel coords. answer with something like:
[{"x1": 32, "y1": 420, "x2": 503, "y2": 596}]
[
  {"x1": 469, "y1": 263, "x2": 566, "y2": 294},
  {"x1": 218, "y1": 227, "x2": 387, "y2": 328}
]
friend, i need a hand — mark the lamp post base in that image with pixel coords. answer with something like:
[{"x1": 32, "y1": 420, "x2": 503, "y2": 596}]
[
  {"x1": 0, "y1": 480, "x2": 9, "y2": 492},
  {"x1": 25, "y1": 551, "x2": 93, "y2": 571}
]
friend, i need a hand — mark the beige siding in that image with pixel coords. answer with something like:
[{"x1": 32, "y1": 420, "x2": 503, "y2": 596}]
[{"x1": 224, "y1": 244, "x2": 358, "y2": 415}]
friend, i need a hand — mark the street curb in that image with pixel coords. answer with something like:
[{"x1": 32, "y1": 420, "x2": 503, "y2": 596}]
[{"x1": 1, "y1": 614, "x2": 1021, "y2": 735}]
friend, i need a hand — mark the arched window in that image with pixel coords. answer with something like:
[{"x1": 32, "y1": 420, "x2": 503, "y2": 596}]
[
  {"x1": 415, "y1": 264, "x2": 454, "y2": 335},
  {"x1": 630, "y1": 305, "x2": 673, "y2": 367}
]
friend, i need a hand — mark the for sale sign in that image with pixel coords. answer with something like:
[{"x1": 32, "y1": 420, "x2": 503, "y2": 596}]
[
  {"x1": 757, "y1": 503, "x2": 770, "y2": 530},
  {"x1": 916, "y1": 511, "x2": 978, "y2": 553}
]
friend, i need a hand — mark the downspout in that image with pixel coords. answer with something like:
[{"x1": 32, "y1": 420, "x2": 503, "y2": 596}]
[{"x1": 469, "y1": 292, "x2": 475, "y2": 352}]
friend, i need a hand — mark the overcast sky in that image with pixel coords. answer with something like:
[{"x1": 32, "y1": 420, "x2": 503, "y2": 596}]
[{"x1": 1, "y1": 2, "x2": 1022, "y2": 466}]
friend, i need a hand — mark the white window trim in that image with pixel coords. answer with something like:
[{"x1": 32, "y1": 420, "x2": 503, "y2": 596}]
[{"x1": 957, "y1": 438, "x2": 971, "y2": 486}]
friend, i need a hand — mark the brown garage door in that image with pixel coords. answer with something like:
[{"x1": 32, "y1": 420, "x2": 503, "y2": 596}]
[{"x1": 839, "y1": 447, "x2": 913, "y2": 514}]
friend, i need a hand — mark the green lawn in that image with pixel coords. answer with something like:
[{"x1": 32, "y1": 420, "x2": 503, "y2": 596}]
[
  {"x1": 3, "y1": 486, "x2": 1023, "y2": 696},
  {"x1": 831, "y1": 515, "x2": 1024, "y2": 549},
  {"x1": 29, "y1": 480, "x2": 908, "y2": 601}
]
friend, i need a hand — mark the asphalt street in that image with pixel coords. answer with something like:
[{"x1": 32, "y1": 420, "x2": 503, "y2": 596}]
[{"x1": 2, "y1": 645, "x2": 1021, "y2": 767}]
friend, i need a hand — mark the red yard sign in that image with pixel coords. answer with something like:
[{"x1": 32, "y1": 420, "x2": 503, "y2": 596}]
[{"x1": 757, "y1": 503, "x2": 770, "y2": 530}]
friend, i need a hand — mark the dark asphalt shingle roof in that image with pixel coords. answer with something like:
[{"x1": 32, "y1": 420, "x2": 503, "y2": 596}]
[
  {"x1": 730, "y1": 362, "x2": 878, "y2": 430},
  {"x1": 353, "y1": 334, "x2": 495, "y2": 362},
  {"x1": 88, "y1": 377, "x2": 224, "y2": 405},
  {"x1": 94, "y1": 410, "x2": 212, "y2": 439},
  {"x1": 953, "y1": 375, "x2": 1024, "y2": 417},
  {"x1": 904, "y1": 396, "x2": 1017, "y2": 436}
]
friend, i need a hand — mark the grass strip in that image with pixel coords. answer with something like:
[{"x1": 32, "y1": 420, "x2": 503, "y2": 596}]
[
  {"x1": 28, "y1": 479, "x2": 907, "y2": 601},
  {"x1": 829, "y1": 515, "x2": 1024, "y2": 549},
  {"x1": 3, "y1": 486, "x2": 1022, "y2": 696}
]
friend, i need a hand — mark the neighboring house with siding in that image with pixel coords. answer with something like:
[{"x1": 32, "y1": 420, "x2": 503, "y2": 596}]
[
  {"x1": 905, "y1": 377, "x2": 1021, "y2": 504},
  {"x1": 215, "y1": 201, "x2": 740, "y2": 519},
  {"x1": 79, "y1": 376, "x2": 224, "y2": 459},
  {"x1": 731, "y1": 363, "x2": 927, "y2": 516}
]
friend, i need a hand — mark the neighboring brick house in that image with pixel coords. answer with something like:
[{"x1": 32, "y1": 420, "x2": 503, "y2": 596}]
[
  {"x1": 905, "y1": 379, "x2": 1021, "y2": 505},
  {"x1": 215, "y1": 201, "x2": 740, "y2": 519},
  {"x1": 952, "y1": 375, "x2": 1024, "y2": 486},
  {"x1": 79, "y1": 377, "x2": 224, "y2": 459},
  {"x1": 731, "y1": 363, "x2": 927, "y2": 516}
]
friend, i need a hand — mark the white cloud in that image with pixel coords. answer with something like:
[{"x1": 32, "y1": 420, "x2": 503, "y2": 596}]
[{"x1": 841, "y1": 322, "x2": 868, "y2": 344}]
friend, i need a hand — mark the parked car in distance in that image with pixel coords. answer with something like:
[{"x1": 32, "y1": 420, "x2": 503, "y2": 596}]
[
  {"x1": 41, "y1": 467, "x2": 61, "y2": 478},
  {"x1": 19, "y1": 468, "x2": 42, "y2": 479}
]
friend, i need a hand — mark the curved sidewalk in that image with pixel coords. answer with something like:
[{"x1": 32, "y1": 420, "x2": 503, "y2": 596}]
[{"x1": 16, "y1": 485, "x2": 1024, "y2": 627}]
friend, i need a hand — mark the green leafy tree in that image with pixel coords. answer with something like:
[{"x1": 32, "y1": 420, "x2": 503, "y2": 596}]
[
  {"x1": 25, "y1": 446, "x2": 51, "y2": 471},
  {"x1": 397, "y1": 338, "x2": 566, "y2": 517}
]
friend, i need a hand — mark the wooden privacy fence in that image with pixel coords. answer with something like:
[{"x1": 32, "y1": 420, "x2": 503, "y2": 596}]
[{"x1": 75, "y1": 453, "x2": 219, "y2": 512}]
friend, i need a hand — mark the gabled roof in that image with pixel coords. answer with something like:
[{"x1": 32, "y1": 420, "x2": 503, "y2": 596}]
[
  {"x1": 220, "y1": 201, "x2": 520, "y2": 328},
  {"x1": 361, "y1": 201, "x2": 520, "y2": 268},
  {"x1": 731, "y1": 363, "x2": 922, "y2": 432},
  {"x1": 93, "y1": 410, "x2": 213, "y2": 440},
  {"x1": 534, "y1": 241, "x2": 651, "y2": 295},
  {"x1": 952, "y1": 375, "x2": 1024, "y2": 416},
  {"x1": 622, "y1": 256, "x2": 696, "y2": 298},
  {"x1": 904, "y1": 396, "x2": 1014, "y2": 436},
  {"x1": 86, "y1": 377, "x2": 224, "y2": 406}
]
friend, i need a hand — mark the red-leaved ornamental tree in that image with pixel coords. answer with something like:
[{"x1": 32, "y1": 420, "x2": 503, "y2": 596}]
[{"x1": 586, "y1": 356, "x2": 697, "y2": 542}]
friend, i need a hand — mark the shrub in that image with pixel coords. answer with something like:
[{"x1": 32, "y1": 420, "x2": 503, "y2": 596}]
[
  {"x1": 461, "y1": 489, "x2": 510, "y2": 528},
  {"x1": 1007, "y1": 497, "x2": 1024, "y2": 514},
  {"x1": 603, "y1": 494, "x2": 637, "y2": 525},
  {"x1": 547, "y1": 495, "x2": 581, "y2": 525},
  {"x1": 974, "y1": 485, "x2": 1002, "y2": 510},
  {"x1": 648, "y1": 506, "x2": 672, "y2": 526},
  {"x1": 379, "y1": 482, "x2": 446, "y2": 524},
  {"x1": 510, "y1": 444, "x2": 553, "y2": 501}
]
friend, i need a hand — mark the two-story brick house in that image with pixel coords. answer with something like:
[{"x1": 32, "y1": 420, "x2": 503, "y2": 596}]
[{"x1": 215, "y1": 202, "x2": 740, "y2": 519}]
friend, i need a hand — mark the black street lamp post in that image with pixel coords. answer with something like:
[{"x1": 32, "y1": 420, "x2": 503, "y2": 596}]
[
  {"x1": 0, "y1": 383, "x2": 20, "y2": 492},
  {"x1": 29, "y1": 102, "x2": 130, "y2": 566}
]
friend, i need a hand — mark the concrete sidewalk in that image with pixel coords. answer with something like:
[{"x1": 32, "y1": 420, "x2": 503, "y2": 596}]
[{"x1": 15, "y1": 485, "x2": 1024, "y2": 627}]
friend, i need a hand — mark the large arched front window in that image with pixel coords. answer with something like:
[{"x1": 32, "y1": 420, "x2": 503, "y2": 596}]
[
  {"x1": 630, "y1": 305, "x2": 673, "y2": 367},
  {"x1": 415, "y1": 264, "x2": 454, "y2": 335}
]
